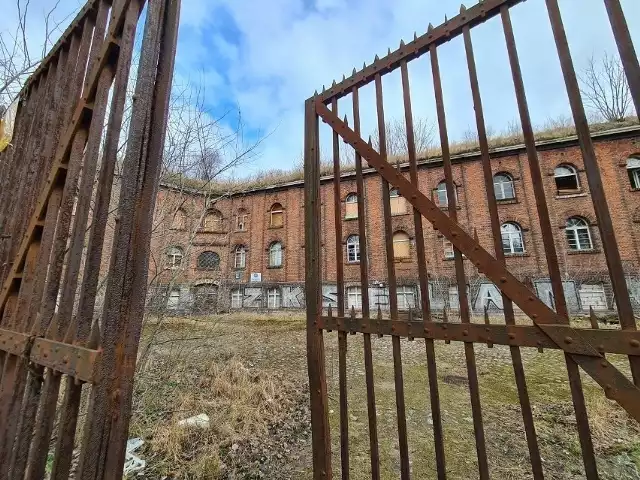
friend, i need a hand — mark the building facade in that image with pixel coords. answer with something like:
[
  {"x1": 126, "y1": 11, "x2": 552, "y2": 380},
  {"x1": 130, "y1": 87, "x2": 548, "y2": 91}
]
[{"x1": 147, "y1": 126, "x2": 640, "y2": 315}]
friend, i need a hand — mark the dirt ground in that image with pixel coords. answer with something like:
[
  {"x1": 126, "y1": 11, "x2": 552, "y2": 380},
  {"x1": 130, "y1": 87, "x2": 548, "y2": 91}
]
[{"x1": 129, "y1": 313, "x2": 640, "y2": 479}]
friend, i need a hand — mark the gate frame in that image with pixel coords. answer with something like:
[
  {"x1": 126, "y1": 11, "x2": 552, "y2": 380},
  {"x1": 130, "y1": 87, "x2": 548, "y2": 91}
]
[{"x1": 304, "y1": 1, "x2": 640, "y2": 478}]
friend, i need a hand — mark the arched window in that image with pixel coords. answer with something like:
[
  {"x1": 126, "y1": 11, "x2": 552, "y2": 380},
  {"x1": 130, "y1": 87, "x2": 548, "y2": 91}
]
[
  {"x1": 390, "y1": 188, "x2": 406, "y2": 215},
  {"x1": 501, "y1": 222, "x2": 524, "y2": 254},
  {"x1": 435, "y1": 181, "x2": 457, "y2": 207},
  {"x1": 493, "y1": 173, "x2": 515, "y2": 200},
  {"x1": 236, "y1": 209, "x2": 248, "y2": 231},
  {"x1": 346, "y1": 235, "x2": 360, "y2": 263},
  {"x1": 270, "y1": 203, "x2": 284, "y2": 228},
  {"x1": 166, "y1": 246, "x2": 183, "y2": 268},
  {"x1": 197, "y1": 251, "x2": 220, "y2": 270},
  {"x1": 202, "y1": 209, "x2": 223, "y2": 232},
  {"x1": 554, "y1": 164, "x2": 580, "y2": 193},
  {"x1": 269, "y1": 241, "x2": 283, "y2": 267},
  {"x1": 566, "y1": 217, "x2": 592, "y2": 251},
  {"x1": 393, "y1": 231, "x2": 411, "y2": 259},
  {"x1": 171, "y1": 209, "x2": 186, "y2": 230},
  {"x1": 627, "y1": 156, "x2": 640, "y2": 189},
  {"x1": 345, "y1": 193, "x2": 358, "y2": 219},
  {"x1": 234, "y1": 245, "x2": 247, "y2": 269}
]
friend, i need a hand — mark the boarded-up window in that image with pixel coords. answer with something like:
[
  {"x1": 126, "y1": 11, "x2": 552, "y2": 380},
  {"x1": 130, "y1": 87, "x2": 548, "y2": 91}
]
[
  {"x1": 393, "y1": 231, "x2": 410, "y2": 259},
  {"x1": 270, "y1": 203, "x2": 284, "y2": 227},
  {"x1": 579, "y1": 284, "x2": 607, "y2": 311},
  {"x1": 171, "y1": 209, "x2": 186, "y2": 230},
  {"x1": 345, "y1": 193, "x2": 358, "y2": 218},
  {"x1": 390, "y1": 188, "x2": 406, "y2": 215},
  {"x1": 202, "y1": 209, "x2": 223, "y2": 231}
]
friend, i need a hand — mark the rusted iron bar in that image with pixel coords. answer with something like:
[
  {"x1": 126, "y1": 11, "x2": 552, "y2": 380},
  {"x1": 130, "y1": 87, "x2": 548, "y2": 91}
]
[
  {"x1": 0, "y1": 331, "x2": 100, "y2": 383},
  {"x1": 351, "y1": 86, "x2": 381, "y2": 480},
  {"x1": 317, "y1": 0, "x2": 525, "y2": 104},
  {"x1": 0, "y1": 0, "x2": 140, "y2": 314},
  {"x1": 602, "y1": 0, "x2": 640, "y2": 118},
  {"x1": 545, "y1": 0, "x2": 640, "y2": 390},
  {"x1": 399, "y1": 59, "x2": 446, "y2": 479},
  {"x1": 331, "y1": 97, "x2": 350, "y2": 479},
  {"x1": 20, "y1": 0, "x2": 102, "y2": 95},
  {"x1": 374, "y1": 73, "x2": 411, "y2": 480},
  {"x1": 319, "y1": 316, "x2": 640, "y2": 356},
  {"x1": 304, "y1": 96, "x2": 332, "y2": 480},
  {"x1": 500, "y1": 7, "x2": 598, "y2": 478},
  {"x1": 314, "y1": 102, "x2": 640, "y2": 424},
  {"x1": 462, "y1": 23, "x2": 543, "y2": 479},
  {"x1": 429, "y1": 44, "x2": 489, "y2": 479}
]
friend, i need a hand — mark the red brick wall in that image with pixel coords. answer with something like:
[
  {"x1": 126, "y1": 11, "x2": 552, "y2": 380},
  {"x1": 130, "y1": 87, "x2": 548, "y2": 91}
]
[{"x1": 140, "y1": 128, "x2": 640, "y2": 312}]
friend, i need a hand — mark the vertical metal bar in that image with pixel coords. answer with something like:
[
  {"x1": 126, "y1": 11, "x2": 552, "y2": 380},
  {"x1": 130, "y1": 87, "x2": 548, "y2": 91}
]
[
  {"x1": 399, "y1": 59, "x2": 446, "y2": 480},
  {"x1": 545, "y1": 0, "x2": 640, "y2": 386},
  {"x1": 51, "y1": 4, "x2": 134, "y2": 478},
  {"x1": 332, "y1": 97, "x2": 350, "y2": 479},
  {"x1": 374, "y1": 72, "x2": 410, "y2": 480},
  {"x1": 352, "y1": 86, "x2": 381, "y2": 480},
  {"x1": 462, "y1": 24, "x2": 544, "y2": 479},
  {"x1": 304, "y1": 94, "x2": 332, "y2": 480},
  {"x1": 503, "y1": 6, "x2": 599, "y2": 478},
  {"x1": 429, "y1": 44, "x2": 489, "y2": 480},
  {"x1": 602, "y1": 0, "x2": 640, "y2": 118}
]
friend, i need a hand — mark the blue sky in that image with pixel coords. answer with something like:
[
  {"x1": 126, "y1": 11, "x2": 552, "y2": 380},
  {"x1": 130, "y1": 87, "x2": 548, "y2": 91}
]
[{"x1": 4, "y1": 0, "x2": 639, "y2": 178}]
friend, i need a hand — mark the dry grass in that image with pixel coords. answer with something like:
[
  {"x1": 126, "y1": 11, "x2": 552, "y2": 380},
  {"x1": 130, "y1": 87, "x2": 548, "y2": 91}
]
[
  {"x1": 161, "y1": 117, "x2": 639, "y2": 194},
  {"x1": 129, "y1": 313, "x2": 640, "y2": 479}
]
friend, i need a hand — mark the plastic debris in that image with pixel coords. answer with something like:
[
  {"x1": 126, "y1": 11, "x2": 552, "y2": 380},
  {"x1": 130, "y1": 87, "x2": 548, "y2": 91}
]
[
  {"x1": 177, "y1": 413, "x2": 210, "y2": 429},
  {"x1": 124, "y1": 438, "x2": 146, "y2": 476}
]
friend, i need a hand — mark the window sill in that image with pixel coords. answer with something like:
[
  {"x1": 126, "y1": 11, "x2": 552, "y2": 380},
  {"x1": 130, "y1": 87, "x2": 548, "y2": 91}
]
[
  {"x1": 268, "y1": 225, "x2": 284, "y2": 230},
  {"x1": 196, "y1": 268, "x2": 220, "y2": 271},
  {"x1": 346, "y1": 261, "x2": 361, "y2": 265},
  {"x1": 267, "y1": 265, "x2": 283, "y2": 269},
  {"x1": 391, "y1": 212, "x2": 410, "y2": 217},
  {"x1": 198, "y1": 229, "x2": 227, "y2": 234},
  {"x1": 630, "y1": 187, "x2": 640, "y2": 193},
  {"x1": 556, "y1": 191, "x2": 587, "y2": 199},
  {"x1": 504, "y1": 252, "x2": 529, "y2": 258},
  {"x1": 438, "y1": 205, "x2": 462, "y2": 211},
  {"x1": 567, "y1": 249, "x2": 600, "y2": 255},
  {"x1": 234, "y1": 229, "x2": 247, "y2": 233},
  {"x1": 443, "y1": 256, "x2": 466, "y2": 261},
  {"x1": 496, "y1": 198, "x2": 519, "y2": 205},
  {"x1": 233, "y1": 267, "x2": 246, "y2": 271},
  {"x1": 344, "y1": 216, "x2": 359, "y2": 221}
]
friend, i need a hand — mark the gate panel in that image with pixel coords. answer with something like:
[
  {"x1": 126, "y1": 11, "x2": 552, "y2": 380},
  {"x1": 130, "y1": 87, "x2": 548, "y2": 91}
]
[
  {"x1": 0, "y1": 0, "x2": 180, "y2": 478},
  {"x1": 304, "y1": 1, "x2": 640, "y2": 479}
]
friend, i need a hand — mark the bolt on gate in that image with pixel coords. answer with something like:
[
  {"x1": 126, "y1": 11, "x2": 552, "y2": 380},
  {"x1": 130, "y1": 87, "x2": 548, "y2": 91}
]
[
  {"x1": 0, "y1": 0, "x2": 179, "y2": 478},
  {"x1": 304, "y1": 0, "x2": 640, "y2": 479}
]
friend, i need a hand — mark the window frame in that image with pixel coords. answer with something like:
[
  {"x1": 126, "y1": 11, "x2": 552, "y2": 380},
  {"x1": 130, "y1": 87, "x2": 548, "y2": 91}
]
[
  {"x1": 392, "y1": 231, "x2": 411, "y2": 259},
  {"x1": 270, "y1": 203, "x2": 284, "y2": 228},
  {"x1": 197, "y1": 250, "x2": 220, "y2": 270},
  {"x1": 435, "y1": 181, "x2": 457, "y2": 207},
  {"x1": 554, "y1": 164, "x2": 580, "y2": 193},
  {"x1": 493, "y1": 173, "x2": 515, "y2": 200},
  {"x1": 231, "y1": 288, "x2": 243, "y2": 309},
  {"x1": 346, "y1": 234, "x2": 360, "y2": 263},
  {"x1": 500, "y1": 222, "x2": 525, "y2": 255},
  {"x1": 627, "y1": 157, "x2": 640, "y2": 189},
  {"x1": 267, "y1": 287, "x2": 281, "y2": 309},
  {"x1": 268, "y1": 241, "x2": 283, "y2": 267},
  {"x1": 397, "y1": 285, "x2": 416, "y2": 311},
  {"x1": 346, "y1": 285, "x2": 362, "y2": 310},
  {"x1": 166, "y1": 246, "x2": 184, "y2": 269},
  {"x1": 443, "y1": 238, "x2": 455, "y2": 259},
  {"x1": 170, "y1": 209, "x2": 187, "y2": 230},
  {"x1": 234, "y1": 245, "x2": 247, "y2": 269},
  {"x1": 236, "y1": 211, "x2": 248, "y2": 231},
  {"x1": 345, "y1": 193, "x2": 358, "y2": 219},
  {"x1": 565, "y1": 216, "x2": 593, "y2": 251}
]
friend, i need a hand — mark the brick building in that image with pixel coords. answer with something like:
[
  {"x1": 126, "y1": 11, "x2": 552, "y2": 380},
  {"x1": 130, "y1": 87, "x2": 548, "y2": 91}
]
[{"x1": 147, "y1": 125, "x2": 640, "y2": 315}]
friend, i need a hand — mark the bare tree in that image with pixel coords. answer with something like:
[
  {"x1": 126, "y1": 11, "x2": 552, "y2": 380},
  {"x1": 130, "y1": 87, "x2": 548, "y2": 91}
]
[
  {"x1": 373, "y1": 117, "x2": 436, "y2": 158},
  {"x1": 579, "y1": 53, "x2": 633, "y2": 123},
  {"x1": 0, "y1": 0, "x2": 73, "y2": 106}
]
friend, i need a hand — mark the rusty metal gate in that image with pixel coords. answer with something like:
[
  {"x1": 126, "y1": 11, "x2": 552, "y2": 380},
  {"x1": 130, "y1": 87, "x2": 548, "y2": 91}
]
[
  {"x1": 0, "y1": 0, "x2": 179, "y2": 478},
  {"x1": 304, "y1": 0, "x2": 640, "y2": 479}
]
